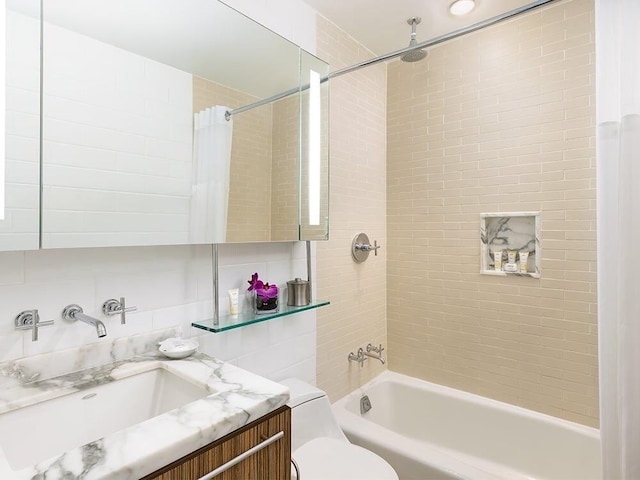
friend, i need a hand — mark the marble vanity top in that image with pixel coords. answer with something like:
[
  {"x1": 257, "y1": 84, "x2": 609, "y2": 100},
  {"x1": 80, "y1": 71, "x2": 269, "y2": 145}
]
[{"x1": 0, "y1": 328, "x2": 289, "y2": 479}]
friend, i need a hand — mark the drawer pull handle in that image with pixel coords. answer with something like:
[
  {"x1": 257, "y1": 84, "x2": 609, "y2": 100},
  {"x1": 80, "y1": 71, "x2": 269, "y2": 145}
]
[{"x1": 197, "y1": 430, "x2": 284, "y2": 480}]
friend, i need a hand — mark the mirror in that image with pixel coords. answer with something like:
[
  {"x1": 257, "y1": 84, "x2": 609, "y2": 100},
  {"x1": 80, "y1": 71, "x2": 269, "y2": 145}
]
[
  {"x1": 4, "y1": 0, "x2": 328, "y2": 249},
  {"x1": 1, "y1": 0, "x2": 41, "y2": 251}
]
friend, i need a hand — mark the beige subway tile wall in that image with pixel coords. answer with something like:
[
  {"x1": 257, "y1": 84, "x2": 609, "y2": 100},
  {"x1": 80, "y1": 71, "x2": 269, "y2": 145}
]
[
  {"x1": 386, "y1": 0, "x2": 597, "y2": 426},
  {"x1": 315, "y1": 15, "x2": 388, "y2": 401},
  {"x1": 193, "y1": 77, "x2": 273, "y2": 242}
]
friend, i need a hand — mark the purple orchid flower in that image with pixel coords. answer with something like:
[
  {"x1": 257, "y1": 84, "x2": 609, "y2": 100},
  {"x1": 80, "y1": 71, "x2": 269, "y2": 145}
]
[
  {"x1": 256, "y1": 283, "x2": 279, "y2": 300},
  {"x1": 247, "y1": 272, "x2": 278, "y2": 300},
  {"x1": 247, "y1": 272, "x2": 264, "y2": 292}
]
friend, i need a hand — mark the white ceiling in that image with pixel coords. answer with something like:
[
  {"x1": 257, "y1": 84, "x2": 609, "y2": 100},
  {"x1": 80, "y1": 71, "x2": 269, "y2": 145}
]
[{"x1": 301, "y1": 0, "x2": 537, "y2": 56}]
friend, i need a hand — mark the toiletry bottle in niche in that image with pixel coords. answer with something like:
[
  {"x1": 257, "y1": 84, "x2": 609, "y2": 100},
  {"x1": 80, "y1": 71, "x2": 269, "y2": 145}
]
[
  {"x1": 492, "y1": 250, "x2": 503, "y2": 271},
  {"x1": 519, "y1": 251, "x2": 530, "y2": 273}
]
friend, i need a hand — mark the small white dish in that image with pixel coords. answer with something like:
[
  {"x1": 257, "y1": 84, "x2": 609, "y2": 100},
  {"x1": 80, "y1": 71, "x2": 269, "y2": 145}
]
[{"x1": 158, "y1": 337, "x2": 199, "y2": 359}]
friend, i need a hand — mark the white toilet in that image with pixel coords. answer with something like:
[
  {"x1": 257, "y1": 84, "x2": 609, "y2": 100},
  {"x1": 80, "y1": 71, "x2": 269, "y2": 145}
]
[{"x1": 282, "y1": 378, "x2": 398, "y2": 480}]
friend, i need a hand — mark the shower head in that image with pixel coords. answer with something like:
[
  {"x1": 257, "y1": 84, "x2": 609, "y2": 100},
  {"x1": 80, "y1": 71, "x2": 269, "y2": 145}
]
[{"x1": 401, "y1": 17, "x2": 427, "y2": 63}]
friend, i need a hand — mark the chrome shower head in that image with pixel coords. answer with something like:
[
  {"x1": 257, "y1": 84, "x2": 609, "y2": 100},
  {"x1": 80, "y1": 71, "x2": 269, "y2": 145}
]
[{"x1": 401, "y1": 17, "x2": 427, "y2": 63}]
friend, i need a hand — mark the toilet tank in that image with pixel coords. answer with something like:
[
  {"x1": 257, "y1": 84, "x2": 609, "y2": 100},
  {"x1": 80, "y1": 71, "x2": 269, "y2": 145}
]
[{"x1": 281, "y1": 378, "x2": 348, "y2": 451}]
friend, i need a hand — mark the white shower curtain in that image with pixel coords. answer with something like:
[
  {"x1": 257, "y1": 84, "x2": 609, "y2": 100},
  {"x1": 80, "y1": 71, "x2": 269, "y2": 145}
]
[
  {"x1": 190, "y1": 106, "x2": 233, "y2": 243},
  {"x1": 596, "y1": 1, "x2": 640, "y2": 478}
]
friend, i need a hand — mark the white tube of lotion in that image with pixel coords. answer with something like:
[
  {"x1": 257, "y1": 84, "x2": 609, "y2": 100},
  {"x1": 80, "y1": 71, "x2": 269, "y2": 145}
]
[{"x1": 228, "y1": 288, "x2": 239, "y2": 315}]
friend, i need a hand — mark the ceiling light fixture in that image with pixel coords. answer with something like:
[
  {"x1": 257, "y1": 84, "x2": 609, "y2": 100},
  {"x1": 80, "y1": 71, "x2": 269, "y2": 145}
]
[{"x1": 449, "y1": 0, "x2": 476, "y2": 16}]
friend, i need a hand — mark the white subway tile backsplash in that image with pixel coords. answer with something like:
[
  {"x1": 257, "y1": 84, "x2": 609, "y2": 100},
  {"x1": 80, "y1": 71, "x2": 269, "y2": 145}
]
[
  {"x1": 1, "y1": 242, "x2": 315, "y2": 380},
  {"x1": 106, "y1": 310, "x2": 155, "y2": 338},
  {"x1": 271, "y1": 356, "x2": 316, "y2": 384},
  {"x1": 218, "y1": 244, "x2": 262, "y2": 266},
  {"x1": 6, "y1": 86, "x2": 39, "y2": 115},
  {"x1": 6, "y1": 64, "x2": 40, "y2": 92},
  {"x1": 268, "y1": 311, "x2": 315, "y2": 344},
  {"x1": 3, "y1": 184, "x2": 38, "y2": 210},
  {"x1": 5, "y1": 111, "x2": 39, "y2": 138},
  {"x1": 0, "y1": 332, "x2": 25, "y2": 363},
  {"x1": 0, "y1": 252, "x2": 25, "y2": 286},
  {"x1": 5, "y1": 136, "x2": 38, "y2": 164},
  {"x1": 4, "y1": 160, "x2": 38, "y2": 186},
  {"x1": 144, "y1": 137, "x2": 192, "y2": 162}
]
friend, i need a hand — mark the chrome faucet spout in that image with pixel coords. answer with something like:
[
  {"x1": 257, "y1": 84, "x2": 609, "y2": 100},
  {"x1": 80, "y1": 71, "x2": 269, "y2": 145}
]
[
  {"x1": 363, "y1": 350, "x2": 386, "y2": 364},
  {"x1": 364, "y1": 343, "x2": 386, "y2": 364},
  {"x1": 62, "y1": 304, "x2": 107, "y2": 338}
]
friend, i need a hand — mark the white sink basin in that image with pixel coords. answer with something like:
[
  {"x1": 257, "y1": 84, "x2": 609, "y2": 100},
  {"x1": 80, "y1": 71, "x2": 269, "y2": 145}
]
[{"x1": 0, "y1": 367, "x2": 211, "y2": 470}]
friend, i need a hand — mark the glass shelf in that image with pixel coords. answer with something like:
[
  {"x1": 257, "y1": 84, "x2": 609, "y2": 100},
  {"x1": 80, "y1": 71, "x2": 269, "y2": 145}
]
[{"x1": 192, "y1": 300, "x2": 330, "y2": 333}]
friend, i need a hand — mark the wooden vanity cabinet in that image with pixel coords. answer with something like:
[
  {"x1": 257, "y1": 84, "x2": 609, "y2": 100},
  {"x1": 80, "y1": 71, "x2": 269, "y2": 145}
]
[{"x1": 143, "y1": 406, "x2": 291, "y2": 480}]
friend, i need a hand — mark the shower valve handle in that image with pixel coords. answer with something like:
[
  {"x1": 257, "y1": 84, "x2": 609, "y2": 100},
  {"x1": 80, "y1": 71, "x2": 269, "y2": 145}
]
[{"x1": 355, "y1": 240, "x2": 380, "y2": 256}]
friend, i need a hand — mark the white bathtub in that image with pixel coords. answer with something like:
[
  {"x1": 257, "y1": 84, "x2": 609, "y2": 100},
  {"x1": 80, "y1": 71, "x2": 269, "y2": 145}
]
[{"x1": 332, "y1": 371, "x2": 601, "y2": 480}]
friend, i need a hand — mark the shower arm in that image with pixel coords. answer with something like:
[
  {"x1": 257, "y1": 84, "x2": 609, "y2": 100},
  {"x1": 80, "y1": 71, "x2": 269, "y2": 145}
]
[
  {"x1": 225, "y1": 0, "x2": 560, "y2": 120},
  {"x1": 409, "y1": 18, "x2": 418, "y2": 40}
]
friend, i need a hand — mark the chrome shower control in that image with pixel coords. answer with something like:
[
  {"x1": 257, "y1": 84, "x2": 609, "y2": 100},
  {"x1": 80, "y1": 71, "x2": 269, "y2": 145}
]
[{"x1": 351, "y1": 233, "x2": 382, "y2": 263}]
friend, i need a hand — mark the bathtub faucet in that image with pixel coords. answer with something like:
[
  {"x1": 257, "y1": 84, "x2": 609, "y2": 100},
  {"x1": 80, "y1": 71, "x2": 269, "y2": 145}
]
[
  {"x1": 364, "y1": 343, "x2": 386, "y2": 365},
  {"x1": 348, "y1": 348, "x2": 368, "y2": 367}
]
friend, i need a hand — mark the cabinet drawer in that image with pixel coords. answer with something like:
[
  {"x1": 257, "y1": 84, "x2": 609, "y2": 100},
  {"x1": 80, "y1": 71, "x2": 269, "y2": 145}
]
[{"x1": 144, "y1": 406, "x2": 291, "y2": 480}]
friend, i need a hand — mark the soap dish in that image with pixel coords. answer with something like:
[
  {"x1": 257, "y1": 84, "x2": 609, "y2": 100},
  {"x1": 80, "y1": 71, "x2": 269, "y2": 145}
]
[{"x1": 158, "y1": 337, "x2": 199, "y2": 359}]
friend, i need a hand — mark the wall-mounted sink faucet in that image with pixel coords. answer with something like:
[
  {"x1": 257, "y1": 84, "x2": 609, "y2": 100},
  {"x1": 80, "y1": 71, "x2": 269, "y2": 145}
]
[
  {"x1": 62, "y1": 304, "x2": 107, "y2": 338},
  {"x1": 14, "y1": 309, "x2": 54, "y2": 341}
]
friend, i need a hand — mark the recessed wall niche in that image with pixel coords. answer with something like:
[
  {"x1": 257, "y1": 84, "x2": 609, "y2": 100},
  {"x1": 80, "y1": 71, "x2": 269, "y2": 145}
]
[{"x1": 480, "y1": 212, "x2": 541, "y2": 278}]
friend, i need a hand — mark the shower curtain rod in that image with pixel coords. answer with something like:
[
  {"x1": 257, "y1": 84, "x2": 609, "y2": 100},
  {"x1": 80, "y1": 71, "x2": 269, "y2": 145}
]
[{"x1": 225, "y1": 0, "x2": 559, "y2": 120}]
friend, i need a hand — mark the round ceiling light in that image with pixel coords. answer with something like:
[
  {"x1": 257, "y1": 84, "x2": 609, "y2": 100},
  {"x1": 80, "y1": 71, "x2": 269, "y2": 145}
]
[{"x1": 449, "y1": 0, "x2": 476, "y2": 16}]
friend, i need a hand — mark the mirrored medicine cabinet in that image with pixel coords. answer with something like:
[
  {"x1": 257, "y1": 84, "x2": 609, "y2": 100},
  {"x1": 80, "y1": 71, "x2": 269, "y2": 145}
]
[{"x1": 2, "y1": 0, "x2": 329, "y2": 251}]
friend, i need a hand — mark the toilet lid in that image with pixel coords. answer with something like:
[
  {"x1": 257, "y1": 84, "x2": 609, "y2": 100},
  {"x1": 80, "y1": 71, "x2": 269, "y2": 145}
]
[{"x1": 293, "y1": 438, "x2": 399, "y2": 480}]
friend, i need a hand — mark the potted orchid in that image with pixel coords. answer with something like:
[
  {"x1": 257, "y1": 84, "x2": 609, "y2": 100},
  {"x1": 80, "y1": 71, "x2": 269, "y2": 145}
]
[{"x1": 247, "y1": 272, "x2": 279, "y2": 314}]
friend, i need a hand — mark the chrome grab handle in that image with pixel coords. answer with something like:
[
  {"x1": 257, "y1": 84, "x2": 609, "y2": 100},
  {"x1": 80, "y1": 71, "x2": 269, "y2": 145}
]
[
  {"x1": 14, "y1": 309, "x2": 54, "y2": 342},
  {"x1": 197, "y1": 430, "x2": 284, "y2": 480},
  {"x1": 102, "y1": 297, "x2": 137, "y2": 324}
]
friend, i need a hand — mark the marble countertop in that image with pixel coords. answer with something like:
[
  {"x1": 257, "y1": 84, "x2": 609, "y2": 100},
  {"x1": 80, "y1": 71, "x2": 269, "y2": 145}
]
[{"x1": 0, "y1": 329, "x2": 289, "y2": 479}]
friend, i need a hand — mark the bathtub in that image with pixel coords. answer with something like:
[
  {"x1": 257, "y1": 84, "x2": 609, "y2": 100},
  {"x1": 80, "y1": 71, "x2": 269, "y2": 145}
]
[{"x1": 332, "y1": 371, "x2": 601, "y2": 480}]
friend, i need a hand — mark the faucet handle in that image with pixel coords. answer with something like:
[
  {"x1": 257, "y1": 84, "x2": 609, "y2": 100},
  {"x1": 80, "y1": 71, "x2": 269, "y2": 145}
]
[
  {"x1": 15, "y1": 309, "x2": 54, "y2": 342},
  {"x1": 102, "y1": 297, "x2": 137, "y2": 324}
]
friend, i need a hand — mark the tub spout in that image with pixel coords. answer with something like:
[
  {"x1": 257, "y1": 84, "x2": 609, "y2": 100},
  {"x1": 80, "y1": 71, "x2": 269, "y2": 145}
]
[
  {"x1": 63, "y1": 304, "x2": 107, "y2": 338},
  {"x1": 364, "y1": 343, "x2": 386, "y2": 364}
]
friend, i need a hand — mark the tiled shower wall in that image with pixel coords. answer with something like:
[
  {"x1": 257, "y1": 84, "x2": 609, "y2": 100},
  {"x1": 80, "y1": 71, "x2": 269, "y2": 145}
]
[
  {"x1": 315, "y1": 15, "x2": 388, "y2": 401},
  {"x1": 387, "y1": 0, "x2": 597, "y2": 426}
]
